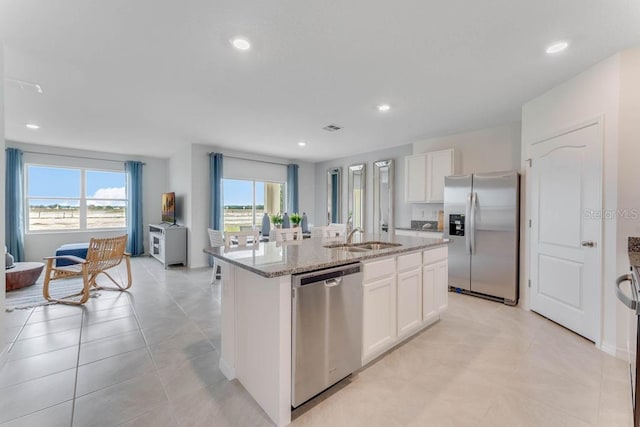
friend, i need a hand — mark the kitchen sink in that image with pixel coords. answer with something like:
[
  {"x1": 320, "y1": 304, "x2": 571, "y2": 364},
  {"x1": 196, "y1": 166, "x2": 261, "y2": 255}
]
[
  {"x1": 324, "y1": 241, "x2": 403, "y2": 252},
  {"x1": 352, "y1": 242, "x2": 402, "y2": 250}
]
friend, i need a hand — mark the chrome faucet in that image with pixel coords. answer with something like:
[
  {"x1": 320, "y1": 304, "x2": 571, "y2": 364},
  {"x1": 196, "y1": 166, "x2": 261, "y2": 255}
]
[{"x1": 346, "y1": 227, "x2": 364, "y2": 244}]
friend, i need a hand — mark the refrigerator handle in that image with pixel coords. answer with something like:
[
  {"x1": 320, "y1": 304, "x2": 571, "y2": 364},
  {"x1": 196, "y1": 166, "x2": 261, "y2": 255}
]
[
  {"x1": 470, "y1": 192, "x2": 477, "y2": 254},
  {"x1": 465, "y1": 193, "x2": 472, "y2": 254}
]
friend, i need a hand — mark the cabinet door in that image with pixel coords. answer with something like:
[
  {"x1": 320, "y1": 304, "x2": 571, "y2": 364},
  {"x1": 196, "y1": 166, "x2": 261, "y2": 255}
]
[
  {"x1": 426, "y1": 149, "x2": 454, "y2": 203},
  {"x1": 405, "y1": 154, "x2": 427, "y2": 202},
  {"x1": 435, "y1": 260, "x2": 449, "y2": 312},
  {"x1": 422, "y1": 264, "x2": 438, "y2": 324},
  {"x1": 362, "y1": 276, "x2": 397, "y2": 360},
  {"x1": 397, "y1": 268, "x2": 422, "y2": 337}
]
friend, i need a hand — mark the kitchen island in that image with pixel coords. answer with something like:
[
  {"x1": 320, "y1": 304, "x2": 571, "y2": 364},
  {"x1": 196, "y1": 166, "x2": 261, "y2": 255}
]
[{"x1": 204, "y1": 233, "x2": 448, "y2": 427}]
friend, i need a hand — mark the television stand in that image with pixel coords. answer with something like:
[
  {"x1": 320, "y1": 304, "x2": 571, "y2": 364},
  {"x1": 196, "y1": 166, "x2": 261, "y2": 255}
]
[{"x1": 149, "y1": 224, "x2": 187, "y2": 268}]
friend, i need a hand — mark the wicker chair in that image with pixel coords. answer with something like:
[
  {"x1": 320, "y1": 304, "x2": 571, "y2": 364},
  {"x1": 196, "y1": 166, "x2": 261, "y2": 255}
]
[{"x1": 42, "y1": 235, "x2": 132, "y2": 305}]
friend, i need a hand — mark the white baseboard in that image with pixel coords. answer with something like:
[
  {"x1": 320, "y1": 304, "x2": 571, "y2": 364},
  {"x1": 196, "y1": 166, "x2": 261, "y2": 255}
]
[
  {"x1": 600, "y1": 341, "x2": 629, "y2": 360},
  {"x1": 219, "y1": 357, "x2": 236, "y2": 380}
]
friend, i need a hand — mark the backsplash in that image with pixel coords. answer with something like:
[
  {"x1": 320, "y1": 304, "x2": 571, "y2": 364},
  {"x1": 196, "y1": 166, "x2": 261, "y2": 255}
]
[
  {"x1": 410, "y1": 220, "x2": 439, "y2": 231},
  {"x1": 410, "y1": 204, "x2": 443, "y2": 221}
]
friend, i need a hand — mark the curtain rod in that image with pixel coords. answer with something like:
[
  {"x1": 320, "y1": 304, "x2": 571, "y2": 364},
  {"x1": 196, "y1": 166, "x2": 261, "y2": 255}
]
[
  {"x1": 21, "y1": 150, "x2": 146, "y2": 165},
  {"x1": 208, "y1": 153, "x2": 289, "y2": 167}
]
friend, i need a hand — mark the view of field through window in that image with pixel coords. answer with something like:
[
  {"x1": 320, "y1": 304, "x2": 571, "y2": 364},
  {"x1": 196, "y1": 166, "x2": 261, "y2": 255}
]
[
  {"x1": 223, "y1": 179, "x2": 284, "y2": 232},
  {"x1": 27, "y1": 166, "x2": 127, "y2": 231}
]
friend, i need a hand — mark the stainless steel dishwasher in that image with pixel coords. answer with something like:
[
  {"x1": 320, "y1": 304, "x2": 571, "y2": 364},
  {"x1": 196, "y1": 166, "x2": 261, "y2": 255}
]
[{"x1": 292, "y1": 263, "x2": 363, "y2": 408}]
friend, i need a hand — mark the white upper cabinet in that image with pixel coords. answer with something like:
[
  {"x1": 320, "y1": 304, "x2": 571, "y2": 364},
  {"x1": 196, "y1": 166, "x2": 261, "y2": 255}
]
[
  {"x1": 405, "y1": 154, "x2": 428, "y2": 202},
  {"x1": 405, "y1": 149, "x2": 455, "y2": 203}
]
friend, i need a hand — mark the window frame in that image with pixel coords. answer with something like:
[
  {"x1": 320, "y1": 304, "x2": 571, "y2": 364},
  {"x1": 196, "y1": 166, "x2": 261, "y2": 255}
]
[
  {"x1": 25, "y1": 163, "x2": 128, "y2": 234},
  {"x1": 222, "y1": 178, "x2": 287, "y2": 231}
]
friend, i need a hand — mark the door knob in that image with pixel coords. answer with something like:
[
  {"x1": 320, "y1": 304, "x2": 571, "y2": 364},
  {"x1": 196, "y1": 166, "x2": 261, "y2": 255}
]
[{"x1": 581, "y1": 241, "x2": 596, "y2": 248}]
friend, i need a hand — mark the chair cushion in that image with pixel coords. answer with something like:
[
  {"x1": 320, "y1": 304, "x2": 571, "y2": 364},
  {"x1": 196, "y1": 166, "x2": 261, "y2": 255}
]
[{"x1": 55, "y1": 243, "x2": 89, "y2": 267}]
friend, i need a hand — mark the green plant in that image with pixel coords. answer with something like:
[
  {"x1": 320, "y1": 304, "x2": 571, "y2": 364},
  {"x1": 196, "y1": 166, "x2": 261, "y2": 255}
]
[
  {"x1": 270, "y1": 214, "x2": 283, "y2": 225},
  {"x1": 290, "y1": 213, "x2": 302, "y2": 225}
]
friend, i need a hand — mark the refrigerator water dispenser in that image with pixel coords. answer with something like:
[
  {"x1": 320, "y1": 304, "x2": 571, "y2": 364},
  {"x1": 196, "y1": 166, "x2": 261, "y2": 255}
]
[{"x1": 449, "y1": 214, "x2": 465, "y2": 236}]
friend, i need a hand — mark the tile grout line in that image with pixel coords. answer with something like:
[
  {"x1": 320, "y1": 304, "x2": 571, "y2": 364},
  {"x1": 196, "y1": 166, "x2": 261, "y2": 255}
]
[
  {"x1": 69, "y1": 307, "x2": 87, "y2": 427},
  {"x1": 125, "y1": 288, "x2": 180, "y2": 426},
  {"x1": 5, "y1": 307, "x2": 36, "y2": 353}
]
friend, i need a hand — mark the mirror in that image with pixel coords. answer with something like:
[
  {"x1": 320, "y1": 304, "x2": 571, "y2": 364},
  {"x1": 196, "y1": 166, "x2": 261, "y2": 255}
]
[
  {"x1": 373, "y1": 160, "x2": 394, "y2": 236},
  {"x1": 327, "y1": 167, "x2": 342, "y2": 225},
  {"x1": 348, "y1": 163, "x2": 366, "y2": 230}
]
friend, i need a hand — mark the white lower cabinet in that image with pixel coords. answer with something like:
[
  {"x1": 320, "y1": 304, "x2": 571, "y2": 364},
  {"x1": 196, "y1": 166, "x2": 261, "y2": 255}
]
[
  {"x1": 362, "y1": 276, "x2": 397, "y2": 361},
  {"x1": 422, "y1": 264, "x2": 438, "y2": 324},
  {"x1": 361, "y1": 248, "x2": 448, "y2": 365},
  {"x1": 397, "y1": 268, "x2": 422, "y2": 338},
  {"x1": 435, "y1": 260, "x2": 448, "y2": 312}
]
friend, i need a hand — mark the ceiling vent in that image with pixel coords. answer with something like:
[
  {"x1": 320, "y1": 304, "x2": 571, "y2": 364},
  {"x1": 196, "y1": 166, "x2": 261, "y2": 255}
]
[{"x1": 323, "y1": 124, "x2": 342, "y2": 132}]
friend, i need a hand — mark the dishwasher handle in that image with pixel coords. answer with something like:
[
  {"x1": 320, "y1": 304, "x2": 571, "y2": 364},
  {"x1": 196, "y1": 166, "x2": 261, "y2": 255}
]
[
  {"x1": 325, "y1": 277, "x2": 342, "y2": 287},
  {"x1": 616, "y1": 274, "x2": 637, "y2": 311}
]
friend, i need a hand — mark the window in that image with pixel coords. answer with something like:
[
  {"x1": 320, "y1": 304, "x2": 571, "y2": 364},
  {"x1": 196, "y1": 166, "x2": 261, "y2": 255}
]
[
  {"x1": 223, "y1": 179, "x2": 285, "y2": 232},
  {"x1": 26, "y1": 165, "x2": 127, "y2": 232}
]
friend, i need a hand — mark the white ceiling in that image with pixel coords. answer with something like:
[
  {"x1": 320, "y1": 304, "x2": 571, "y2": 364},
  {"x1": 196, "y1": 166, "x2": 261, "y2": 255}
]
[{"x1": 2, "y1": 1, "x2": 640, "y2": 162}]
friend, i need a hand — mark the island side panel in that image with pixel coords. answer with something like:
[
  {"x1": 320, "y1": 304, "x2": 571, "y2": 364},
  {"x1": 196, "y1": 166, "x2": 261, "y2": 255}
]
[
  {"x1": 219, "y1": 260, "x2": 236, "y2": 380},
  {"x1": 235, "y1": 267, "x2": 292, "y2": 427}
]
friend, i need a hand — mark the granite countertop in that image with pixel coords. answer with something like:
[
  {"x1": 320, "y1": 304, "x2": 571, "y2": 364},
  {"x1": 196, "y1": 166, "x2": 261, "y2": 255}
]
[
  {"x1": 629, "y1": 237, "x2": 640, "y2": 272},
  {"x1": 203, "y1": 233, "x2": 449, "y2": 278}
]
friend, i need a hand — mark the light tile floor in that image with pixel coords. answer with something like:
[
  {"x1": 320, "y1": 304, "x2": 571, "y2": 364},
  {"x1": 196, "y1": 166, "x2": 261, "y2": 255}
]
[{"x1": 1, "y1": 257, "x2": 633, "y2": 426}]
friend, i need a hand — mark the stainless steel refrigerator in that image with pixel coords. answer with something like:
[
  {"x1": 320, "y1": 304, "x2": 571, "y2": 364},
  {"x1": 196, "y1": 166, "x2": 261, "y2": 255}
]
[{"x1": 444, "y1": 170, "x2": 520, "y2": 305}]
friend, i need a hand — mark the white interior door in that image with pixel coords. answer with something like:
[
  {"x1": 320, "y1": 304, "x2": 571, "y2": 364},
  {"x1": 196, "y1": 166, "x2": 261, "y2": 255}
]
[{"x1": 529, "y1": 121, "x2": 602, "y2": 342}]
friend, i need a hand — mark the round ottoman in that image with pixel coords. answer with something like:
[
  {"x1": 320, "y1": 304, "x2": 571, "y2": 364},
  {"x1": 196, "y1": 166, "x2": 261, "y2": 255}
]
[{"x1": 6, "y1": 262, "x2": 45, "y2": 291}]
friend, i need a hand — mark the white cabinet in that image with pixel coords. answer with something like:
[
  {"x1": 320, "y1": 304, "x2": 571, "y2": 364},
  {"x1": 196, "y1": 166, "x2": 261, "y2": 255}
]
[
  {"x1": 404, "y1": 149, "x2": 455, "y2": 203},
  {"x1": 426, "y1": 149, "x2": 454, "y2": 203},
  {"x1": 422, "y1": 263, "x2": 438, "y2": 324},
  {"x1": 397, "y1": 268, "x2": 422, "y2": 338},
  {"x1": 434, "y1": 260, "x2": 448, "y2": 312},
  {"x1": 361, "y1": 248, "x2": 447, "y2": 364},
  {"x1": 405, "y1": 155, "x2": 428, "y2": 202},
  {"x1": 362, "y1": 276, "x2": 397, "y2": 360},
  {"x1": 149, "y1": 224, "x2": 187, "y2": 268},
  {"x1": 422, "y1": 247, "x2": 448, "y2": 322}
]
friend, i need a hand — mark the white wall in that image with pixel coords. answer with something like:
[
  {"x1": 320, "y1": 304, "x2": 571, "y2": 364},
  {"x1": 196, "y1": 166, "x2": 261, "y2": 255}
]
[
  {"x1": 521, "y1": 54, "x2": 622, "y2": 355},
  {"x1": 1, "y1": 41, "x2": 7, "y2": 365},
  {"x1": 314, "y1": 144, "x2": 413, "y2": 233},
  {"x1": 413, "y1": 122, "x2": 521, "y2": 174},
  {"x1": 7, "y1": 141, "x2": 168, "y2": 262},
  {"x1": 171, "y1": 143, "x2": 315, "y2": 268}
]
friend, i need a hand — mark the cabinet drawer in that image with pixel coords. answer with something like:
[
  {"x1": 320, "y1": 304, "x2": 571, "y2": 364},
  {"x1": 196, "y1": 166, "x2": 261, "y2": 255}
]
[
  {"x1": 397, "y1": 252, "x2": 422, "y2": 272},
  {"x1": 362, "y1": 258, "x2": 396, "y2": 282},
  {"x1": 423, "y1": 246, "x2": 447, "y2": 265}
]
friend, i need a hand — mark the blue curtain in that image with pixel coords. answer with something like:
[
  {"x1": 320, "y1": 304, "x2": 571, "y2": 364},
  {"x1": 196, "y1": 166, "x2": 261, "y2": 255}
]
[
  {"x1": 125, "y1": 161, "x2": 144, "y2": 256},
  {"x1": 209, "y1": 153, "x2": 223, "y2": 267},
  {"x1": 209, "y1": 153, "x2": 224, "y2": 231},
  {"x1": 287, "y1": 164, "x2": 299, "y2": 214},
  {"x1": 5, "y1": 148, "x2": 25, "y2": 262}
]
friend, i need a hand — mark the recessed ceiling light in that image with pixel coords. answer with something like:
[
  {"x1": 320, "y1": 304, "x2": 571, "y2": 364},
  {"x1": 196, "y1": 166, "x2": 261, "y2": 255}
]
[
  {"x1": 231, "y1": 37, "x2": 251, "y2": 51},
  {"x1": 298, "y1": 141, "x2": 307, "y2": 147},
  {"x1": 378, "y1": 104, "x2": 391, "y2": 112},
  {"x1": 546, "y1": 41, "x2": 569, "y2": 54},
  {"x1": 25, "y1": 123, "x2": 40, "y2": 130}
]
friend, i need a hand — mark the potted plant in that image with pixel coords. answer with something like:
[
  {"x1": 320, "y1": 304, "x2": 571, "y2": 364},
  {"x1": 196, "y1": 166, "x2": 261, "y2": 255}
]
[
  {"x1": 290, "y1": 213, "x2": 302, "y2": 228},
  {"x1": 270, "y1": 214, "x2": 283, "y2": 228}
]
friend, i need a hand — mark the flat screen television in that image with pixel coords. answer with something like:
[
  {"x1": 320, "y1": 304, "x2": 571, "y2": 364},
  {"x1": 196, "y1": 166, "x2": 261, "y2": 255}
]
[{"x1": 161, "y1": 192, "x2": 176, "y2": 224}]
